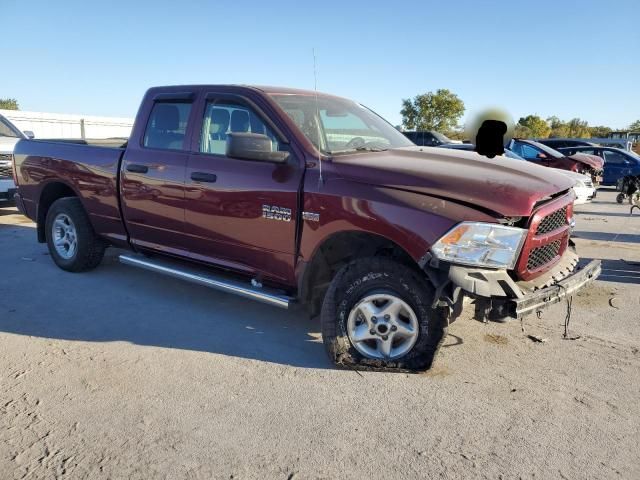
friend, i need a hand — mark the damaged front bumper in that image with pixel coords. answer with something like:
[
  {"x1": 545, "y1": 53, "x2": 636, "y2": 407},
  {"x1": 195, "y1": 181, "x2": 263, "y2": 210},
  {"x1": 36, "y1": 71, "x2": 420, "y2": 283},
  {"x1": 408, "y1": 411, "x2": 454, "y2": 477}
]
[
  {"x1": 439, "y1": 251, "x2": 601, "y2": 319},
  {"x1": 510, "y1": 260, "x2": 600, "y2": 317}
]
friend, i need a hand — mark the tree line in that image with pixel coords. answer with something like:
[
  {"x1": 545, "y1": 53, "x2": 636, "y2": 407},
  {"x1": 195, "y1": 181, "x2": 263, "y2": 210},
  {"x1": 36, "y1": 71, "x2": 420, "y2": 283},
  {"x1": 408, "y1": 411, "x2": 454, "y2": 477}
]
[
  {"x1": 400, "y1": 90, "x2": 639, "y2": 140},
  {"x1": 0, "y1": 98, "x2": 19, "y2": 110}
]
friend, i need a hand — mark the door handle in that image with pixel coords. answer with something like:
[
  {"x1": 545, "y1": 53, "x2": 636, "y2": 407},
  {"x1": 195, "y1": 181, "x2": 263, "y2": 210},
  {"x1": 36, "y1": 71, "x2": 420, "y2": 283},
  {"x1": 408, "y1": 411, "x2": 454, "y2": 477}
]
[
  {"x1": 126, "y1": 164, "x2": 149, "y2": 174},
  {"x1": 191, "y1": 172, "x2": 217, "y2": 183}
]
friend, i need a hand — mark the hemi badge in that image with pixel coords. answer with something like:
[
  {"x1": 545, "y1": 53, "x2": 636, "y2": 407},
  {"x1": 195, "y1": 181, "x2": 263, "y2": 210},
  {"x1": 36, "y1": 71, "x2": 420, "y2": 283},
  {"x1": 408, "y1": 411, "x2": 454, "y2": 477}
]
[{"x1": 302, "y1": 211, "x2": 320, "y2": 222}]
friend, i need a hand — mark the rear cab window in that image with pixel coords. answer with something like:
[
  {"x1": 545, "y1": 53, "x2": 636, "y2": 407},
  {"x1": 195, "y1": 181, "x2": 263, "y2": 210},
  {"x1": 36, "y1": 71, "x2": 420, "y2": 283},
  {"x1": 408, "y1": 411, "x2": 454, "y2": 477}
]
[{"x1": 143, "y1": 101, "x2": 193, "y2": 150}]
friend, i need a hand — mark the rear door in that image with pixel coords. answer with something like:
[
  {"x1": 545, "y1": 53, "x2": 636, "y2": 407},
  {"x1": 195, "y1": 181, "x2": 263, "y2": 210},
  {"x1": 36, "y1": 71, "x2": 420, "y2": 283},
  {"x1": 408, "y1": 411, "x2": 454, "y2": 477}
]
[
  {"x1": 183, "y1": 92, "x2": 303, "y2": 284},
  {"x1": 120, "y1": 92, "x2": 196, "y2": 255}
]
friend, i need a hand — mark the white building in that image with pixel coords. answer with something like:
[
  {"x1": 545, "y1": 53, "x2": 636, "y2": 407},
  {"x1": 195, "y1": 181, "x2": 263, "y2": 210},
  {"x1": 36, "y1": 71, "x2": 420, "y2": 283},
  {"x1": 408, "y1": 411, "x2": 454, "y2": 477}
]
[{"x1": 0, "y1": 109, "x2": 134, "y2": 139}]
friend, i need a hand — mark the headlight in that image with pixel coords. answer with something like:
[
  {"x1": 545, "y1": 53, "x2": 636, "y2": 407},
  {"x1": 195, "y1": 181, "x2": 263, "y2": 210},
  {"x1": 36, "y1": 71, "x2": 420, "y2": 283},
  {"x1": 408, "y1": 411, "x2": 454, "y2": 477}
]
[
  {"x1": 575, "y1": 180, "x2": 586, "y2": 188},
  {"x1": 431, "y1": 222, "x2": 527, "y2": 269}
]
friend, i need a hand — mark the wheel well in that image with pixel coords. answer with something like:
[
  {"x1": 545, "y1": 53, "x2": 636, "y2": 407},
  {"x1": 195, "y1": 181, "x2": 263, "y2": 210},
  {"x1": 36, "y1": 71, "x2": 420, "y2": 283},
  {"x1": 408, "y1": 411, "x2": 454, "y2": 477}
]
[
  {"x1": 37, "y1": 182, "x2": 77, "y2": 243},
  {"x1": 300, "y1": 231, "x2": 417, "y2": 318}
]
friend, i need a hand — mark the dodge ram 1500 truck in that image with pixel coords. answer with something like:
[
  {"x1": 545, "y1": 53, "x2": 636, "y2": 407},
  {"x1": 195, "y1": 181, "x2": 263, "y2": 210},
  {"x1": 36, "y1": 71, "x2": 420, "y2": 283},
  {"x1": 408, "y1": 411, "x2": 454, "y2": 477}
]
[{"x1": 12, "y1": 85, "x2": 601, "y2": 371}]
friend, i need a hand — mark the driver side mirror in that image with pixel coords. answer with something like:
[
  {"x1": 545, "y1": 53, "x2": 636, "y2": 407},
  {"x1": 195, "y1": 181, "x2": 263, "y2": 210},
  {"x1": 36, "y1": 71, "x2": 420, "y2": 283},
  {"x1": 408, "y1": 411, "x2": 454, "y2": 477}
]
[
  {"x1": 23, "y1": 130, "x2": 35, "y2": 139},
  {"x1": 226, "y1": 132, "x2": 289, "y2": 163}
]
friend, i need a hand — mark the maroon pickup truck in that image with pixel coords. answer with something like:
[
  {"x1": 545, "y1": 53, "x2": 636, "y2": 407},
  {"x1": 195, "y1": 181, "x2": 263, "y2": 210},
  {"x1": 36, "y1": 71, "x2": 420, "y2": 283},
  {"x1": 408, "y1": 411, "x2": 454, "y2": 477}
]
[{"x1": 12, "y1": 85, "x2": 601, "y2": 371}]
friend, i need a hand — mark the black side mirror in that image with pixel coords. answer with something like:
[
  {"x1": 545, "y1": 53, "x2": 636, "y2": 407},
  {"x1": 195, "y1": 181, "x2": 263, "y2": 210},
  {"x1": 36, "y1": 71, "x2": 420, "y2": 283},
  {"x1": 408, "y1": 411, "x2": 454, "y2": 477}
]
[{"x1": 226, "y1": 133, "x2": 289, "y2": 163}]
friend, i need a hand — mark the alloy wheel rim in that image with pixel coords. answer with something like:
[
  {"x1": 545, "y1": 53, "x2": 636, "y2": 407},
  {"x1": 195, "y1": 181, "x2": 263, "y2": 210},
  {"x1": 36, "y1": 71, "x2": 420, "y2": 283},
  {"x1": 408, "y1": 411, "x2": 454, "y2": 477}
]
[
  {"x1": 52, "y1": 213, "x2": 78, "y2": 260},
  {"x1": 346, "y1": 292, "x2": 419, "y2": 360}
]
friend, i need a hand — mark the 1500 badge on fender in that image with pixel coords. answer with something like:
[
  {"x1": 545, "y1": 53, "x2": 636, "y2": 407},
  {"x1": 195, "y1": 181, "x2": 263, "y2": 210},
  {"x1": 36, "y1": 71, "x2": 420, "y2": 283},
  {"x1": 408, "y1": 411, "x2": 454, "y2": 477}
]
[{"x1": 262, "y1": 204, "x2": 292, "y2": 222}]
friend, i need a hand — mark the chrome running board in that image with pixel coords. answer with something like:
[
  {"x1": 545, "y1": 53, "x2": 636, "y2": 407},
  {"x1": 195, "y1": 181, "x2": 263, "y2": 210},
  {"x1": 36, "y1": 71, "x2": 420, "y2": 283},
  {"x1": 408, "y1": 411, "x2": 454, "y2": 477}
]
[{"x1": 119, "y1": 253, "x2": 292, "y2": 309}]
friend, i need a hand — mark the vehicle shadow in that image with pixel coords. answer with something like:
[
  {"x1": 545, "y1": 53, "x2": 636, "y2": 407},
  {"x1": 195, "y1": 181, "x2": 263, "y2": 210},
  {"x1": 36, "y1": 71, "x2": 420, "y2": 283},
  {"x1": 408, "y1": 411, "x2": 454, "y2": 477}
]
[
  {"x1": 580, "y1": 257, "x2": 640, "y2": 285},
  {"x1": 0, "y1": 225, "x2": 333, "y2": 370}
]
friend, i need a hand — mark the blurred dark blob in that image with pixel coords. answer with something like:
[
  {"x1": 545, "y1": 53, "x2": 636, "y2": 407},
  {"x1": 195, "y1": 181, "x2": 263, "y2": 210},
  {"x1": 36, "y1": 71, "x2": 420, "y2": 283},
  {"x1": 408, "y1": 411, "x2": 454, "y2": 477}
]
[{"x1": 475, "y1": 120, "x2": 507, "y2": 158}]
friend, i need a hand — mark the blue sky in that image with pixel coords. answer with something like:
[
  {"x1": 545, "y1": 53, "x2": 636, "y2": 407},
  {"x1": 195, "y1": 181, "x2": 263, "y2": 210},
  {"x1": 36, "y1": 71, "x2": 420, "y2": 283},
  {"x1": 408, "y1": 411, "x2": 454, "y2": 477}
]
[{"x1": 3, "y1": 0, "x2": 639, "y2": 129}]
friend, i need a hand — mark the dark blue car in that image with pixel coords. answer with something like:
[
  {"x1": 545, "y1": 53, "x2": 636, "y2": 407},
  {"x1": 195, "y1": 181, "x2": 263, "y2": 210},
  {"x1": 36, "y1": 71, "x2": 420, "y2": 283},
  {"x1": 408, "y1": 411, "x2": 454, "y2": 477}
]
[{"x1": 558, "y1": 146, "x2": 640, "y2": 186}]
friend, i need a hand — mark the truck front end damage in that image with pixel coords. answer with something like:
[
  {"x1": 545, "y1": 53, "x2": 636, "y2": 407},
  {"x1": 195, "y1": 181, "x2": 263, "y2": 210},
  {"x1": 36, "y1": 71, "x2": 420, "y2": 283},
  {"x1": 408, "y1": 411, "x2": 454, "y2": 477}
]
[{"x1": 424, "y1": 191, "x2": 601, "y2": 321}]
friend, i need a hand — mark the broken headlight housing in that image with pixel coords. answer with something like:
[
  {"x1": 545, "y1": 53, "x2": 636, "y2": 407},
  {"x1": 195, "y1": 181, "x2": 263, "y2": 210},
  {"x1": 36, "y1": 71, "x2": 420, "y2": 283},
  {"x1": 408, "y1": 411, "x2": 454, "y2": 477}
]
[{"x1": 431, "y1": 222, "x2": 527, "y2": 269}]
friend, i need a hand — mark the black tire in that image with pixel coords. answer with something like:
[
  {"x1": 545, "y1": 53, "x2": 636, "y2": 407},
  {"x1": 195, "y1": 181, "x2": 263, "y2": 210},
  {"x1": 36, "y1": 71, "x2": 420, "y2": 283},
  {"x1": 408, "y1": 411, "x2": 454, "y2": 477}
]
[
  {"x1": 45, "y1": 197, "x2": 106, "y2": 272},
  {"x1": 321, "y1": 257, "x2": 449, "y2": 372},
  {"x1": 616, "y1": 193, "x2": 625, "y2": 204}
]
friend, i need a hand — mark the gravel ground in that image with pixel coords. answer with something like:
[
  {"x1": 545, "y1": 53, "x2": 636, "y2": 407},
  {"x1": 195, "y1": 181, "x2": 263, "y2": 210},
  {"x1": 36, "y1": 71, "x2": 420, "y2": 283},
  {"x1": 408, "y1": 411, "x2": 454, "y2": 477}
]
[{"x1": 1, "y1": 189, "x2": 639, "y2": 479}]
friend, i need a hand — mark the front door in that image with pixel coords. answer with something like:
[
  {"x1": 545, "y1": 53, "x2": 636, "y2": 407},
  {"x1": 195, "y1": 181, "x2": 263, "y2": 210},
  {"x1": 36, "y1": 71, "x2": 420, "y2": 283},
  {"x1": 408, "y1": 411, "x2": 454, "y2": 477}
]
[{"x1": 183, "y1": 94, "x2": 303, "y2": 284}]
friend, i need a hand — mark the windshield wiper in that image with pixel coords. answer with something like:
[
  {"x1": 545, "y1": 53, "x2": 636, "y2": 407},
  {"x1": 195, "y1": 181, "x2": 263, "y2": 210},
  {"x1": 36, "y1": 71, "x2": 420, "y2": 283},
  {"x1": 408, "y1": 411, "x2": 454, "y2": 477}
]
[{"x1": 354, "y1": 146, "x2": 388, "y2": 152}]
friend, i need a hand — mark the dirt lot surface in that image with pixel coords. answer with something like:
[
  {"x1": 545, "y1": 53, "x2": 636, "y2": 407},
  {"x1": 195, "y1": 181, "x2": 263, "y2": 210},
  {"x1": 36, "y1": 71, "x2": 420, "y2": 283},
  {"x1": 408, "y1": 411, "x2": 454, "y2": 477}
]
[{"x1": 1, "y1": 190, "x2": 639, "y2": 479}]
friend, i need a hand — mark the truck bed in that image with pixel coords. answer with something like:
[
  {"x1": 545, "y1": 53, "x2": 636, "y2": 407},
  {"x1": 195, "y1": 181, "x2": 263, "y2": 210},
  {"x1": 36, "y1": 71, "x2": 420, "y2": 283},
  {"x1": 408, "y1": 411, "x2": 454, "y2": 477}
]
[{"x1": 13, "y1": 138, "x2": 128, "y2": 245}]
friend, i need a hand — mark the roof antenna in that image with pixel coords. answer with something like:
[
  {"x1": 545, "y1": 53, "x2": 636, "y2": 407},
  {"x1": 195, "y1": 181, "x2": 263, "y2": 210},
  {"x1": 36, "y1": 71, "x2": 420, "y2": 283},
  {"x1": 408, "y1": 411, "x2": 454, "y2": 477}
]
[{"x1": 313, "y1": 48, "x2": 324, "y2": 188}]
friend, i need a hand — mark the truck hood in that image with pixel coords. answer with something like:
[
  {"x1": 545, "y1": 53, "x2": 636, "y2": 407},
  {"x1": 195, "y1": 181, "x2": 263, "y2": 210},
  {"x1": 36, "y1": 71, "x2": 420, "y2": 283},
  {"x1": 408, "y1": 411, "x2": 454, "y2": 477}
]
[
  {"x1": 568, "y1": 152, "x2": 604, "y2": 170},
  {"x1": 331, "y1": 146, "x2": 575, "y2": 217},
  {"x1": 0, "y1": 136, "x2": 21, "y2": 154}
]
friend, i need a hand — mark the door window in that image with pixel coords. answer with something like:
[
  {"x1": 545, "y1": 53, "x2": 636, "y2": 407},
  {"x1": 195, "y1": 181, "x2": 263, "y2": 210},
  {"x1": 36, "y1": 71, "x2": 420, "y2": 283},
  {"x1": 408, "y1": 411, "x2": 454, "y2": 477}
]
[
  {"x1": 200, "y1": 101, "x2": 279, "y2": 155},
  {"x1": 143, "y1": 102, "x2": 193, "y2": 150},
  {"x1": 512, "y1": 143, "x2": 541, "y2": 160},
  {"x1": 603, "y1": 150, "x2": 629, "y2": 165}
]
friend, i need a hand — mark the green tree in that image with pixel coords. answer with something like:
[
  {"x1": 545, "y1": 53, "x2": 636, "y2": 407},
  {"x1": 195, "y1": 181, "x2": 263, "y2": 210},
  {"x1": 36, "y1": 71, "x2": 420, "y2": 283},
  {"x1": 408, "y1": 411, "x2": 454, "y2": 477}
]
[
  {"x1": 0, "y1": 98, "x2": 19, "y2": 110},
  {"x1": 547, "y1": 116, "x2": 569, "y2": 137},
  {"x1": 566, "y1": 118, "x2": 590, "y2": 138},
  {"x1": 401, "y1": 89, "x2": 465, "y2": 132},
  {"x1": 514, "y1": 124, "x2": 533, "y2": 139},
  {"x1": 547, "y1": 116, "x2": 591, "y2": 138},
  {"x1": 629, "y1": 120, "x2": 640, "y2": 131},
  {"x1": 517, "y1": 115, "x2": 550, "y2": 138},
  {"x1": 588, "y1": 126, "x2": 612, "y2": 138},
  {"x1": 443, "y1": 128, "x2": 466, "y2": 141}
]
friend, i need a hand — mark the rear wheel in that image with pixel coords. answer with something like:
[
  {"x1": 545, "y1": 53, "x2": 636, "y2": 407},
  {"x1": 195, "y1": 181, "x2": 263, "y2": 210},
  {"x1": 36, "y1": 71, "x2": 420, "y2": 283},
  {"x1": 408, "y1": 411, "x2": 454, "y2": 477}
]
[
  {"x1": 321, "y1": 257, "x2": 448, "y2": 372},
  {"x1": 616, "y1": 193, "x2": 625, "y2": 204},
  {"x1": 45, "y1": 197, "x2": 106, "y2": 272}
]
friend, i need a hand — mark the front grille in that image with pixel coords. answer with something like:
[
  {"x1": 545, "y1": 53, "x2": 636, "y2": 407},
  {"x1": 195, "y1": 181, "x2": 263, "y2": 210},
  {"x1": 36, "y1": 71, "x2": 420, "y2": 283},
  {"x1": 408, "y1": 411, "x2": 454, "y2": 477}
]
[
  {"x1": 0, "y1": 164, "x2": 12, "y2": 179},
  {"x1": 536, "y1": 206, "x2": 567, "y2": 234},
  {"x1": 0, "y1": 154, "x2": 11, "y2": 162},
  {"x1": 527, "y1": 240, "x2": 562, "y2": 270}
]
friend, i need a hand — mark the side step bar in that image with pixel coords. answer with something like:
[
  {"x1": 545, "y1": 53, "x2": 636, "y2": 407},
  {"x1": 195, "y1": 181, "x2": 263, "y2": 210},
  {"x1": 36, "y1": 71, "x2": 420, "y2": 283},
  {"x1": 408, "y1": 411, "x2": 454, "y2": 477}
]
[{"x1": 119, "y1": 254, "x2": 293, "y2": 309}]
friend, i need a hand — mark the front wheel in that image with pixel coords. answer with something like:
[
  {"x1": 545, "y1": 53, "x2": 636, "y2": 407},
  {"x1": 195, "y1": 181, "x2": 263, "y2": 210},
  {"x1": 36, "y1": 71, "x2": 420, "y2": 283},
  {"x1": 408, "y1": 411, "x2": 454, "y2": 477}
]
[
  {"x1": 321, "y1": 257, "x2": 448, "y2": 372},
  {"x1": 616, "y1": 193, "x2": 625, "y2": 204},
  {"x1": 45, "y1": 197, "x2": 106, "y2": 272}
]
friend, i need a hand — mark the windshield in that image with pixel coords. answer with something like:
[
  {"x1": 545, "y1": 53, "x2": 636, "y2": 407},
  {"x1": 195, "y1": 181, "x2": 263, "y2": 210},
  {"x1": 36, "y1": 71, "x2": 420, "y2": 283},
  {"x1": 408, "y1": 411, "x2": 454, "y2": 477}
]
[
  {"x1": 432, "y1": 131, "x2": 452, "y2": 144},
  {"x1": 270, "y1": 93, "x2": 413, "y2": 155},
  {"x1": 0, "y1": 116, "x2": 22, "y2": 138}
]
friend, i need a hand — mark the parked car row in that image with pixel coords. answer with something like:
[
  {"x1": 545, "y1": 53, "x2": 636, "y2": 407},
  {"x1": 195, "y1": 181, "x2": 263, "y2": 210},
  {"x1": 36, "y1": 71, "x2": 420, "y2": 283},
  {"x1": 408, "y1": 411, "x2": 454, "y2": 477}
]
[
  {"x1": 556, "y1": 146, "x2": 640, "y2": 186},
  {"x1": 507, "y1": 139, "x2": 604, "y2": 186},
  {"x1": 403, "y1": 128, "x2": 639, "y2": 190}
]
